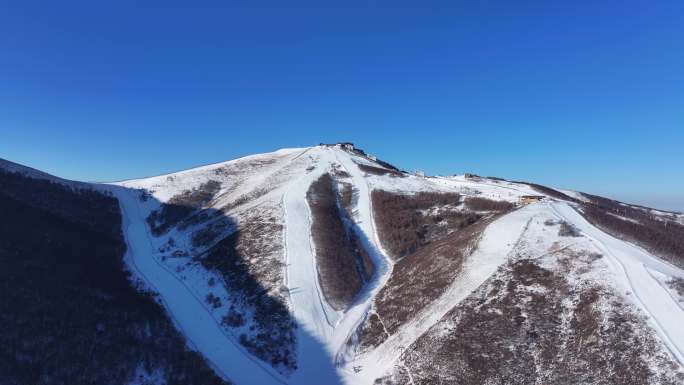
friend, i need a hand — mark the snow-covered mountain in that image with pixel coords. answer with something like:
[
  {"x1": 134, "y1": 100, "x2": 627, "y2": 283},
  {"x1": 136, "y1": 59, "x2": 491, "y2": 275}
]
[{"x1": 2, "y1": 144, "x2": 684, "y2": 385}]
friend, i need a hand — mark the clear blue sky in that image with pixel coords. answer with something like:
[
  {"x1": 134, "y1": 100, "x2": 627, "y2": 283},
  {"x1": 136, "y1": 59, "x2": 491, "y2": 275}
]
[{"x1": 1, "y1": 1, "x2": 683, "y2": 211}]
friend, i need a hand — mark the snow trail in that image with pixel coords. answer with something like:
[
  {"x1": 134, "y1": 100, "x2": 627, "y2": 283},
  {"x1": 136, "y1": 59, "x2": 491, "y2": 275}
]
[
  {"x1": 329, "y1": 148, "x2": 394, "y2": 355},
  {"x1": 550, "y1": 202, "x2": 684, "y2": 365},
  {"x1": 113, "y1": 186, "x2": 286, "y2": 385},
  {"x1": 283, "y1": 146, "x2": 395, "y2": 384},
  {"x1": 282, "y1": 147, "x2": 344, "y2": 384},
  {"x1": 347, "y1": 203, "x2": 542, "y2": 382},
  {"x1": 107, "y1": 144, "x2": 684, "y2": 384}
]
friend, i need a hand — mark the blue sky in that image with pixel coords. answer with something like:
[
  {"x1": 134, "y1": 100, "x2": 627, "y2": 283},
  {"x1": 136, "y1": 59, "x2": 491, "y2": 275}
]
[{"x1": 1, "y1": 1, "x2": 683, "y2": 211}]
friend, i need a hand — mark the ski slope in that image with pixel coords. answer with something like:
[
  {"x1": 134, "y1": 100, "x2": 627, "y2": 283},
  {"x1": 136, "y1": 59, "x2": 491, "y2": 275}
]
[
  {"x1": 551, "y1": 202, "x2": 684, "y2": 365},
  {"x1": 345, "y1": 203, "x2": 542, "y2": 382},
  {"x1": 113, "y1": 186, "x2": 286, "y2": 385},
  {"x1": 283, "y1": 146, "x2": 395, "y2": 384},
  {"x1": 282, "y1": 148, "x2": 342, "y2": 384},
  {"x1": 101, "y1": 144, "x2": 684, "y2": 384}
]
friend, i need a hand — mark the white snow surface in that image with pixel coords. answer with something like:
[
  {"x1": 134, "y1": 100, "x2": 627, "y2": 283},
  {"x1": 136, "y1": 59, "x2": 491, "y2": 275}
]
[
  {"x1": 550, "y1": 202, "x2": 684, "y2": 365},
  {"x1": 365, "y1": 173, "x2": 544, "y2": 203},
  {"x1": 346, "y1": 202, "x2": 544, "y2": 383},
  {"x1": 112, "y1": 185, "x2": 287, "y2": 385},
  {"x1": 97, "y1": 145, "x2": 684, "y2": 384},
  {"x1": 557, "y1": 188, "x2": 591, "y2": 202},
  {"x1": 283, "y1": 146, "x2": 394, "y2": 384}
]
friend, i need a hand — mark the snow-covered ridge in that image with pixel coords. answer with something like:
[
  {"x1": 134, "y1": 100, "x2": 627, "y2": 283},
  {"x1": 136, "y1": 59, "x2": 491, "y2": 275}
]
[
  {"x1": 5, "y1": 143, "x2": 683, "y2": 384},
  {"x1": 551, "y1": 202, "x2": 684, "y2": 364},
  {"x1": 378, "y1": 202, "x2": 684, "y2": 384},
  {"x1": 112, "y1": 147, "x2": 306, "y2": 202},
  {"x1": 103, "y1": 144, "x2": 684, "y2": 384},
  {"x1": 112, "y1": 185, "x2": 287, "y2": 384},
  {"x1": 0, "y1": 157, "x2": 88, "y2": 188}
]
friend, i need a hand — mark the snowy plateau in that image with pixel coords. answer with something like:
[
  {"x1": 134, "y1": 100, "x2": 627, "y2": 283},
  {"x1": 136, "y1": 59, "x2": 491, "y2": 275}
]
[{"x1": 2, "y1": 144, "x2": 684, "y2": 385}]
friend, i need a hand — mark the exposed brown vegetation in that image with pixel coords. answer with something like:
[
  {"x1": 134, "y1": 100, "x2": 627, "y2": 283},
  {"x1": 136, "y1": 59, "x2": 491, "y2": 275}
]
[
  {"x1": 558, "y1": 220, "x2": 581, "y2": 237},
  {"x1": 354, "y1": 233, "x2": 375, "y2": 281},
  {"x1": 668, "y1": 277, "x2": 684, "y2": 297},
  {"x1": 331, "y1": 164, "x2": 351, "y2": 179},
  {"x1": 333, "y1": 179, "x2": 372, "y2": 280},
  {"x1": 371, "y1": 190, "x2": 467, "y2": 260},
  {"x1": 375, "y1": 158, "x2": 402, "y2": 172},
  {"x1": 199, "y1": 215, "x2": 296, "y2": 370},
  {"x1": 378, "y1": 255, "x2": 683, "y2": 385},
  {"x1": 372, "y1": 218, "x2": 491, "y2": 339},
  {"x1": 580, "y1": 195, "x2": 684, "y2": 268},
  {"x1": 338, "y1": 182, "x2": 354, "y2": 215},
  {"x1": 0, "y1": 170, "x2": 122, "y2": 238},
  {"x1": 486, "y1": 176, "x2": 507, "y2": 181},
  {"x1": 359, "y1": 190, "x2": 503, "y2": 351},
  {"x1": 464, "y1": 197, "x2": 515, "y2": 212},
  {"x1": 0, "y1": 171, "x2": 227, "y2": 385},
  {"x1": 147, "y1": 180, "x2": 221, "y2": 235},
  {"x1": 307, "y1": 174, "x2": 367, "y2": 310},
  {"x1": 358, "y1": 163, "x2": 405, "y2": 177},
  {"x1": 359, "y1": 312, "x2": 389, "y2": 350},
  {"x1": 520, "y1": 182, "x2": 582, "y2": 203},
  {"x1": 221, "y1": 187, "x2": 271, "y2": 213}
]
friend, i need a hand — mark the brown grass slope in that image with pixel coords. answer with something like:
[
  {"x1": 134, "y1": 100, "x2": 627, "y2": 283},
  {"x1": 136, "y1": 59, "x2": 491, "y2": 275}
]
[
  {"x1": 0, "y1": 170, "x2": 227, "y2": 385},
  {"x1": 197, "y1": 212, "x2": 296, "y2": 371},
  {"x1": 464, "y1": 196, "x2": 515, "y2": 212},
  {"x1": 371, "y1": 190, "x2": 465, "y2": 260},
  {"x1": 307, "y1": 173, "x2": 369, "y2": 310},
  {"x1": 359, "y1": 192, "x2": 510, "y2": 350},
  {"x1": 378, "y1": 254, "x2": 683, "y2": 385},
  {"x1": 579, "y1": 194, "x2": 684, "y2": 268},
  {"x1": 146, "y1": 180, "x2": 222, "y2": 236}
]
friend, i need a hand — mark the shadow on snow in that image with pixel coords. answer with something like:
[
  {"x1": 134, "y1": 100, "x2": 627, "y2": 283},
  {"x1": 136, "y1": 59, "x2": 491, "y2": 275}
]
[{"x1": 114, "y1": 185, "x2": 344, "y2": 385}]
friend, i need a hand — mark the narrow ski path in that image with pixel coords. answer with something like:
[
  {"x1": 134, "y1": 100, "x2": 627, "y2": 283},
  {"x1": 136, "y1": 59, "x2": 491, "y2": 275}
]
[
  {"x1": 347, "y1": 203, "x2": 543, "y2": 382},
  {"x1": 112, "y1": 186, "x2": 286, "y2": 385},
  {"x1": 283, "y1": 147, "x2": 394, "y2": 384},
  {"x1": 282, "y1": 148, "x2": 344, "y2": 384},
  {"x1": 550, "y1": 202, "x2": 684, "y2": 365},
  {"x1": 329, "y1": 148, "x2": 395, "y2": 366},
  {"x1": 284, "y1": 147, "x2": 547, "y2": 384}
]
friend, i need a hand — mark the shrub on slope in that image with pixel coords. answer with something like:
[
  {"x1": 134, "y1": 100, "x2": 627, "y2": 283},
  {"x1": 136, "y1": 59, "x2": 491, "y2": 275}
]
[
  {"x1": 378, "y1": 254, "x2": 684, "y2": 385},
  {"x1": 0, "y1": 171, "x2": 227, "y2": 385},
  {"x1": 199, "y1": 214, "x2": 296, "y2": 372},
  {"x1": 306, "y1": 173, "x2": 369, "y2": 310},
  {"x1": 371, "y1": 190, "x2": 467, "y2": 260},
  {"x1": 359, "y1": 190, "x2": 499, "y2": 350},
  {"x1": 146, "y1": 180, "x2": 221, "y2": 235},
  {"x1": 580, "y1": 194, "x2": 684, "y2": 268},
  {"x1": 464, "y1": 197, "x2": 515, "y2": 212}
]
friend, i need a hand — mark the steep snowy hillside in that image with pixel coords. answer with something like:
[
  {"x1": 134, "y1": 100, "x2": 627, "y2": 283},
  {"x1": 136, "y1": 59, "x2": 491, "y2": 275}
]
[
  {"x1": 0, "y1": 161, "x2": 228, "y2": 385},
  {"x1": 3, "y1": 143, "x2": 683, "y2": 385},
  {"x1": 102, "y1": 144, "x2": 684, "y2": 384}
]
